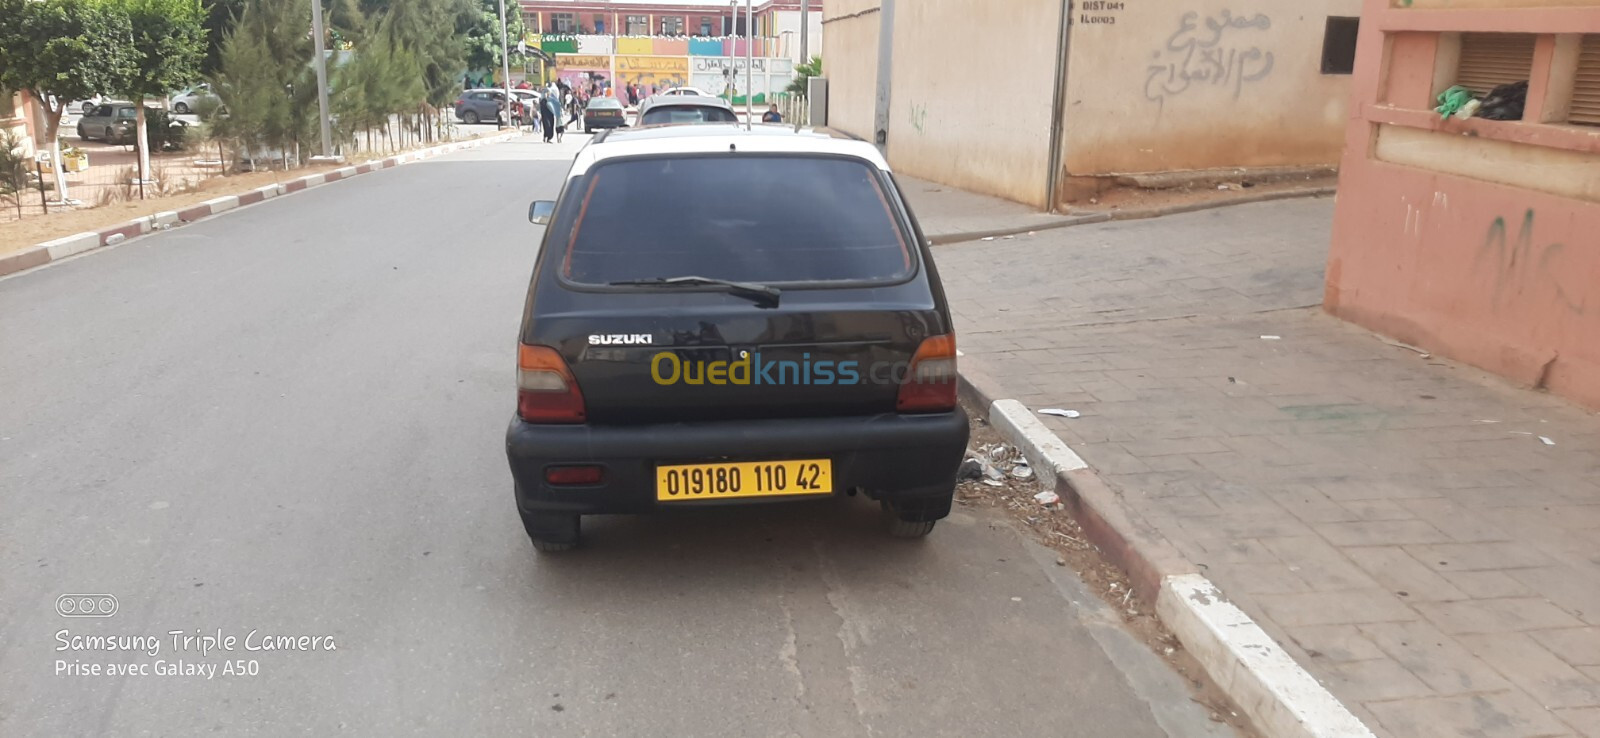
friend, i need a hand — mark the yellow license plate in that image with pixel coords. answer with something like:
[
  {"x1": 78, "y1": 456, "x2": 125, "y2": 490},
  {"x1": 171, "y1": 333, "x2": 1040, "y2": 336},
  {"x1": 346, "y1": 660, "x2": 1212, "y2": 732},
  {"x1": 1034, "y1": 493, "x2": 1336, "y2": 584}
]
[{"x1": 656, "y1": 459, "x2": 833, "y2": 501}]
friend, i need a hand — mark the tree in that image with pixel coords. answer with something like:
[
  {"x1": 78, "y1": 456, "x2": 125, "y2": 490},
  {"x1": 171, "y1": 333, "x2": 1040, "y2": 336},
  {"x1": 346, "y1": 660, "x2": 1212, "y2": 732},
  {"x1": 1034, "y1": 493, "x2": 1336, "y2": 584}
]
[
  {"x1": 198, "y1": 0, "x2": 246, "y2": 76},
  {"x1": 787, "y1": 55, "x2": 821, "y2": 95},
  {"x1": 0, "y1": 0, "x2": 135, "y2": 200},
  {"x1": 210, "y1": 0, "x2": 315, "y2": 169},
  {"x1": 112, "y1": 0, "x2": 207, "y2": 190},
  {"x1": 461, "y1": 0, "x2": 526, "y2": 76}
]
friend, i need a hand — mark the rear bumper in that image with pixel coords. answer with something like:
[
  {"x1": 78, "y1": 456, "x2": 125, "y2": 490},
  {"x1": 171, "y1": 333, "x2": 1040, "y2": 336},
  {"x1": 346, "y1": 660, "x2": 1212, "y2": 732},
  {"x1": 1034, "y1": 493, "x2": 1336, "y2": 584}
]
[
  {"x1": 506, "y1": 410, "x2": 969, "y2": 516},
  {"x1": 584, "y1": 119, "x2": 626, "y2": 129}
]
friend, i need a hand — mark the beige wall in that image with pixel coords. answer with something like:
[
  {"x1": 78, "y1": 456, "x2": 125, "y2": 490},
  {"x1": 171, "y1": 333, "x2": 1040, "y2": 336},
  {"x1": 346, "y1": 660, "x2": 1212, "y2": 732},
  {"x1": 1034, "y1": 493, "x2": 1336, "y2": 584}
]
[
  {"x1": 886, "y1": 0, "x2": 1064, "y2": 207},
  {"x1": 821, "y1": 0, "x2": 880, "y2": 140},
  {"x1": 1062, "y1": 0, "x2": 1362, "y2": 176}
]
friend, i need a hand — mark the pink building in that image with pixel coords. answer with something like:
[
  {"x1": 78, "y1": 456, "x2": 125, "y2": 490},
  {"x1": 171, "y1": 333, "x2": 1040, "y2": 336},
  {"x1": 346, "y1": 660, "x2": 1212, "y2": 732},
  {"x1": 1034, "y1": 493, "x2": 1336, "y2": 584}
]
[
  {"x1": 518, "y1": 0, "x2": 820, "y2": 41},
  {"x1": 1325, "y1": 0, "x2": 1600, "y2": 409}
]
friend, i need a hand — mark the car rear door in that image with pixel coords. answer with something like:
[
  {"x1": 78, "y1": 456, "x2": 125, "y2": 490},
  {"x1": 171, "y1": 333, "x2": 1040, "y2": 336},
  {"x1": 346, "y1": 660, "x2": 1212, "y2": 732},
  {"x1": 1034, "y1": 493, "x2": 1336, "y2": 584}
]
[{"x1": 524, "y1": 152, "x2": 950, "y2": 425}]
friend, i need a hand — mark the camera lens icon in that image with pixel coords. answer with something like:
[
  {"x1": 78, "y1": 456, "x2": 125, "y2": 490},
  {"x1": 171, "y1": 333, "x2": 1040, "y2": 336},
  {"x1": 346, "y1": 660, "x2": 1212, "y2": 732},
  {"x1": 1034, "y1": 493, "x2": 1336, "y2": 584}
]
[{"x1": 57, "y1": 594, "x2": 118, "y2": 618}]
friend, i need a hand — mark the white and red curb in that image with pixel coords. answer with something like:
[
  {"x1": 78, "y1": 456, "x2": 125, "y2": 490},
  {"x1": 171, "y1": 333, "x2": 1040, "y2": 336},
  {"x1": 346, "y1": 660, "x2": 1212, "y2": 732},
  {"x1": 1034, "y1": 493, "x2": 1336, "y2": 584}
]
[
  {"x1": 959, "y1": 357, "x2": 1376, "y2": 738},
  {"x1": 0, "y1": 131, "x2": 521, "y2": 279}
]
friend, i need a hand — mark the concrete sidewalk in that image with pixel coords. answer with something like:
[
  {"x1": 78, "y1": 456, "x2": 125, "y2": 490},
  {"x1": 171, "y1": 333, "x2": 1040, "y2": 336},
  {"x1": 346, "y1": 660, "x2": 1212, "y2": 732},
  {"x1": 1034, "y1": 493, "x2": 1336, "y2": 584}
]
[
  {"x1": 895, "y1": 175, "x2": 1105, "y2": 243},
  {"x1": 933, "y1": 197, "x2": 1600, "y2": 737}
]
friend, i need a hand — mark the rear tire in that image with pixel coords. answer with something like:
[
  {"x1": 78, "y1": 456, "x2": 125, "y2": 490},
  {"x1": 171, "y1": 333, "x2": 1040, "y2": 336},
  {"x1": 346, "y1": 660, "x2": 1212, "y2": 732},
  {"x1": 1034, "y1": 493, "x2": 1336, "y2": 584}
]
[
  {"x1": 174, "y1": 102, "x2": 190, "y2": 114},
  {"x1": 76, "y1": 123, "x2": 87, "y2": 140},
  {"x1": 880, "y1": 500, "x2": 938, "y2": 538},
  {"x1": 463, "y1": 110, "x2": 480, "y2": 125},
  {"x1": 520, "y1": 509, "x2": 580, "y2": 552}
]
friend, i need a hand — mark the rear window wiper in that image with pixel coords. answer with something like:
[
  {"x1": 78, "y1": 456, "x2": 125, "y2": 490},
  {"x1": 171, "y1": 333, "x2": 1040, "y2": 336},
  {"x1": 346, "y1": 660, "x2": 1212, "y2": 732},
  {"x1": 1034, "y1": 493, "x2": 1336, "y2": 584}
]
[{"x1": 608, "y1": 276, "x2": 781, "y2": 306}]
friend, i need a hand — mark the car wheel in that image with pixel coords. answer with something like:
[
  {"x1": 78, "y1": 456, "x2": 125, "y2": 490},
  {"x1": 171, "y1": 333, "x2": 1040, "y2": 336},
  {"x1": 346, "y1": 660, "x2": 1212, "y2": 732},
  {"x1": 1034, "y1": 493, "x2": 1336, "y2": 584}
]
[
  {"x1": 520, "y1": 509, "x2": 579, "y2": 552},
  {"x1": 76, "y1": 123, "x2": 87, "y2": 140},
  {"x1": 104, "y1": 127, "x2": 117, "y2": 144},
  {"x1": 462, "y1": 110, "x2": 479, "y2": 125},
  {"x1": 174, "y1": 102, "x2": 189, "y2": 114},
  {"x1": 880, "y1": 499, "x2": 941, "y2": 538}
]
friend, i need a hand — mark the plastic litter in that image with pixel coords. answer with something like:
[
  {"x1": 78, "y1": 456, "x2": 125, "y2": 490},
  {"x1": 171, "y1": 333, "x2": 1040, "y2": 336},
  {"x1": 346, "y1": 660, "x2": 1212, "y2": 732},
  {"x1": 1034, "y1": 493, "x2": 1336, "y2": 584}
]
[
  {"x1": 1476, "y1": 80, "x2": 1527, "y2": 121},
  {"x1": 957, "y1": 458, "x2": 984, "y2": 481},
  {"x1": 1034, "y1": 490, "x2": 1060, "y2": 505},
  {"x1": 1039, "y1": 408, "x2": 1080, "y2": 418},
  {"x1": 980, "y1": 236, "x2": 995, "y2": 241},
  {"x1": 982, "y1": 479, "x2": 1003, "y2": 487},
  {"x1": 1260, "y1": 335, "x2": 1282, "y2": 340},
  {"x1": 1011, "y1": 463, "x2": 1034, "y2": 480},
  {"x1": 1539, "y1": 436, "x2": 1555, "y2": 446},
  {"x1": 1434, "y1": 84, "x2": 1473, "y2": 119}
]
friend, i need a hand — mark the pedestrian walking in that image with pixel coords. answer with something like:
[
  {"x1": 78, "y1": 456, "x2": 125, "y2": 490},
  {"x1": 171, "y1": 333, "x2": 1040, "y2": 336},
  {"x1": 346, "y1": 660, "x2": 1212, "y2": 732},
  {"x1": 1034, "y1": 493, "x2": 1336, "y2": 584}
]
[{"x1": 541, "y1": 83, "x2": 558, "y2": 143}]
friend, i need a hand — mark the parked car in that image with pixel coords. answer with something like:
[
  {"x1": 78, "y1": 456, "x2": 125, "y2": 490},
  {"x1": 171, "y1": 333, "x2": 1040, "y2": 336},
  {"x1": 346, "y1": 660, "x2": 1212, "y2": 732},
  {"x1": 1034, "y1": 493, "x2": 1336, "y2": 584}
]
[
  {"x1": 581, "y1": 96, "x2": 627, "y2": 131},
  {"x1": 168, "y1": 83, "x2": 219, "y2": 114},
  {"x1": 76, "y1": 103, "x2": 187, "y2": 148},
  {"x1": 506, "y1": 125, "x2": 969, "y2": 551},
  {"x1": 661, "y1": 87, "x2": 711, "y2": 97},
  {"x1": 453, "y1": 89, "x2": 524, "y2": 125},
  {"x1": 76, "y1": 103, "x2": 141, "y2": 144},
  {"x1": 512, "y1": 89, "x2": 542, "y2": 114},
  {"x1": 637, "y1": 95, "x2": 738, "y2": 126}
]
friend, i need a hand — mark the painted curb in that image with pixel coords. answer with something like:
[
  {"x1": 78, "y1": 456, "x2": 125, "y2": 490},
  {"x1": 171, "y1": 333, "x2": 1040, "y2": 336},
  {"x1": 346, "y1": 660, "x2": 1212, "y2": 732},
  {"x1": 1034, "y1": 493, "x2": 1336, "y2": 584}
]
[
  {"x1": 0, "y1": 131, "x2": 519, "y2": 280},
  {"x1": 927, "y1": 212, "x2": 1112, "y2": 245},
  {"x1": 958, "y1": 356, "x2": 1375, "y2": 738},
  {"x1": 1107, "y1": 187, "x2": 1337, "y2": 222}
]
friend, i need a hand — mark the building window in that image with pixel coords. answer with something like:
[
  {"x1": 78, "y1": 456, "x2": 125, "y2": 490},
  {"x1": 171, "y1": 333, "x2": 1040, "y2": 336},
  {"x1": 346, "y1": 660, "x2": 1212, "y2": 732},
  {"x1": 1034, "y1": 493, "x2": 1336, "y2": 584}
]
[
  {"x1": 625, "y1": 15, "x2": 647, "y2": 35},
  {"x1": 550, "y1": 12, "x2": 575, "y2": 34},
  {"x1": 1320, "y1": 17, "x2": 1359, "y2": 75},
  {"x1": 1571, "y1": 34, "x2": 1600, "y2": 126},
  {"x1": 594, "y1": 14, "x2": 605, "y2": 34},
  {"x1": 1455, "y1": 32, "x2": 1536, "y2": 97},
  {"x1": 661, "y1": 16, "x2": 684, "y2": 36},
  {"x1": 700, "y1": 16, "x2": 713, "y2": 36}
]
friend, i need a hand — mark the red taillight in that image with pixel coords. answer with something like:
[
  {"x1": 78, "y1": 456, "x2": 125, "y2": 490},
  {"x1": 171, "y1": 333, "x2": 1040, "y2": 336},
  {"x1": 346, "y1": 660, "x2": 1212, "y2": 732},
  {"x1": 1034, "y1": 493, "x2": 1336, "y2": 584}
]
[
  {"x1": 896, "y1": 334, "x2": 958, "y2": 413},
  {"x1": 517, "y1": 344, "x2": 586, "y2": 423},
  {"x1": 544, "y1": 465, "x2": 604, "y2": 485}
]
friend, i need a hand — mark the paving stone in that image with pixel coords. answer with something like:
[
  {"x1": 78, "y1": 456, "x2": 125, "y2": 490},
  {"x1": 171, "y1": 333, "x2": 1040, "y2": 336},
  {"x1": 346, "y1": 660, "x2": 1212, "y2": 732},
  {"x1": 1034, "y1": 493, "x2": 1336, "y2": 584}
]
[
  {"x1": 1442, "y1": 571, "x2": 1537, "y2": 599},
  {"x1": 1416, "y1": 598, "x2": 1586, "y2": 635},
  {"x1": 1317, "y1": 519, "x2": 1453, "y2": 547},
  {"x1": 1260, "y1": 535, "x2": 1382, "y2": 591},
  {"x1": 1316, "y1": 657, "x2": 1435, "y2": 702},
  {"x1": 1254, "y1": 590, "x2": 1419, "y2": 628},
  {"x1": 1287, "y1": 624, "x2": 1387, "y2": 662},
  {"x1": 1347, "y1": 546, "x2": 1470, "y2": 602},
  {"x1": 1553, "y1": 707, "x2": 1600, "y2": 738},
  {"x1": 1405, "y1": 542, "x2": 1556, "y2": 572},
  {"x1": 1458, "y1": 632, "x2": 1600, "y2": 709},
  {"x1": 1397, "y1": 498, "x2": 1512, "y2": 543},
  {"x1": 1361, "y1": 621, "x2": 1512, "y2": 694},
  {"x1": 1366, "y1": 691, "x2": 1576, "y2": 738},
  {"x1": 1530, "y1": 628, "x2": 1600, "y2": 667},
  {"x1": 1508, "y1": 568, "x2": 1600, "y2": 627},
  {"x1": 1341, "y1": 499, "x2": 1418, "y2": 521}
]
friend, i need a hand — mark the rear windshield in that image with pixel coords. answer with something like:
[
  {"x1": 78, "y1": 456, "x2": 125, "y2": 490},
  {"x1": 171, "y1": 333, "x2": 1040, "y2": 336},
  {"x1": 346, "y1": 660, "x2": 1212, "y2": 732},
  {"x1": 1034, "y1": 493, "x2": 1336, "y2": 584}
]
[
  {"x1": 560, "y1": 156, "x2": 912, "y2": 286},
  {"x1": 641, "y1": 106, "x2": 737, "y2": 125}
]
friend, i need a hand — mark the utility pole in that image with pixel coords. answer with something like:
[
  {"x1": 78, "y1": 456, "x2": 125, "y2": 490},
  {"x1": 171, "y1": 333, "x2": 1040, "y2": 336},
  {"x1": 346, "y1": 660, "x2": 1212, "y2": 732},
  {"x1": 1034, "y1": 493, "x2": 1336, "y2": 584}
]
[
  {"x1": 309, "y1": 0, "x2": 337, "y2": 161},
  {"x1": 497, "y1": 0, "x2": 514, "y2": 127},
  {"x1": 745, "y1": 0, "x2": 753, "y2": 129},
  {"x1": 800, "y1": 0, "x2": 809, "y2": 64}
]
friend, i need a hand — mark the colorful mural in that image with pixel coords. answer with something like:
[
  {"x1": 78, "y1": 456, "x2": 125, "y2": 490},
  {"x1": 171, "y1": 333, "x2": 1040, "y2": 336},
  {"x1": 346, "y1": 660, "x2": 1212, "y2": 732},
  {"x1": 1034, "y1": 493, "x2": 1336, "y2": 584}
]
[
  {"x1": 554, "y1": 48, "x2": 794, "y2": 104},
  {"x1": 538, "y1": 34, "x2": 775, "y2": 58}
]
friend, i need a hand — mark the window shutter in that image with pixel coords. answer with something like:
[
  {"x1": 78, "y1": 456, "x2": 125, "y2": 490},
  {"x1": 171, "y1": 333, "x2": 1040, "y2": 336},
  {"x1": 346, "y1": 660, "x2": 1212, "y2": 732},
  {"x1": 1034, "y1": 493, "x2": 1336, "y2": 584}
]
[
  {"x1": 1572, "y1": 34, "x2": 1600, "y2": 126},
  {"x1": 1457, "y1": 32, "x2": 1536, "y2": 97}
]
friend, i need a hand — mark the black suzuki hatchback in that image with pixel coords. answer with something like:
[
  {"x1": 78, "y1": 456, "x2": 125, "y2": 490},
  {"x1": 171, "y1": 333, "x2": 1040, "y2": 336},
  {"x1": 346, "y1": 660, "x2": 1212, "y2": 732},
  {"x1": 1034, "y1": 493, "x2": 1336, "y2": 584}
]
[{"x1": 506, "y1": 125, "x2": 970, "y2": 551}]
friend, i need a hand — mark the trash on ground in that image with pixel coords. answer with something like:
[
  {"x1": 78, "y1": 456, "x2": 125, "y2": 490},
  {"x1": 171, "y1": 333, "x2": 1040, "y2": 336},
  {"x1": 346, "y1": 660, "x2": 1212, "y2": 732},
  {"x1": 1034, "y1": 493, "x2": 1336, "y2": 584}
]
[
  {"x1": 1039, "y1": 408, "x2": 1080, "y2": 418},
  {"x1": 1476, "y1": 80, "x2": 1528, "y2": 120},
  {"x1": 1475, "y1": 419, "x2": 1500, "y2": 424},
  {"x1": 1539, "y1": 436, "x2": 1555, "y2": 446},
  {"x1": 1011, "y1": 463, "x2": 1034, "y2": 480},
  {"x1": 957, "y1": 458, "x2": 984, "y2": 481},
  {"x1": 1034, "y1": 490, "x2": 1060, "y2": 505},
  {"x1": 982, "y1": 479, "x2": 1004, "y2": 487},
  {"x1": 981, "y1": 236, "x2": 996, "y2": 241},
  {"x1": 1010, "y1": 597, "x2": 1022, "y2": 602},
  {"x1": 1260, "y1": 335, "x2": 1281, "y2": 340}
]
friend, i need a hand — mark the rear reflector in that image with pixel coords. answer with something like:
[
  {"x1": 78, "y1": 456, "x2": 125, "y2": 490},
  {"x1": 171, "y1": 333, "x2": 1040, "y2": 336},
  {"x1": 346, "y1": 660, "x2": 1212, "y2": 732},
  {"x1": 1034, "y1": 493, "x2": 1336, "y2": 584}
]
[
  {"x1": 517, "y1": 344, "x2": 587, "y2": 423},
  {"x1": 545, "y1": 465, "x2": 604, "y2": 485},
  {"x1": 896, "y1": 334, "x2": 958, "y2": 413}
]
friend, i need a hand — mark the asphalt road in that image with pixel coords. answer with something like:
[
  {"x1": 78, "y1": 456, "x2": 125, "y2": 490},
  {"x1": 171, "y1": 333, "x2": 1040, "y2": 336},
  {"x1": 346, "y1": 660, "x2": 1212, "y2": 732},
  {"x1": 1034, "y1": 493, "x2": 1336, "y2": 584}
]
[{"x1": 0, "y1": 136, "x2": 1234, "y2": 737}]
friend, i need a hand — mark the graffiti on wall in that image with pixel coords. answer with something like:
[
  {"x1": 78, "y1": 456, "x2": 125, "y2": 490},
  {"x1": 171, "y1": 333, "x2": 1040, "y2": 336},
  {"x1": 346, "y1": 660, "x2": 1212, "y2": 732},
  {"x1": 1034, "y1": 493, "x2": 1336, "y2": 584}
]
[
  {"x1": 1144, "y1": 10, "x2": 1275, "y2": 106},
  {"x1": 1478, "y1": 209, "x2": 1586, "y2": 316},
  {"x1": 908, "y1": 102, "x2": 927, "y2": 134}
]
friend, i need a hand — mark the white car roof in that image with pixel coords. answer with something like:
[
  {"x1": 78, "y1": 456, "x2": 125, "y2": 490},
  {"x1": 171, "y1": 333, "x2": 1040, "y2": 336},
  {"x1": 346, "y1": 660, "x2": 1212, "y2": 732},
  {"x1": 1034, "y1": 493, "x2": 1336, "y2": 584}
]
[{"x1": 569, "y1": 125, "x2": 890, "y2": 176}]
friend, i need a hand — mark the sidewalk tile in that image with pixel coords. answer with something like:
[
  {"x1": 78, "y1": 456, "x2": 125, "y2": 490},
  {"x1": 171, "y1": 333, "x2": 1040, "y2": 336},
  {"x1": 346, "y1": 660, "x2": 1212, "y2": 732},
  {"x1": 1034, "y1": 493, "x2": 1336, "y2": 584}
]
[
  {"x1": 1287, "y1": 624, "x2": 1387, "y2": 662},
  {"x1": 1458, "y1": 632, "x2": 1600, "y2": 709},
  {"x1": 1361, "y1": 621, "x2": 1512, "y2": 694},
  {"x1": 1415, "y1": 598, "x2": 1586, "y2": 635},
  {"x1": 1254, "y1": 590, "x2": 1419, "y2": 628},
  {"x1": 1346, "y1": 547, "x2": 1469, "y2": 602},
  {"x1": 1554, "y1": 707, "x2": 1600, "y2": 738},
  {"x1": 1261, "y1": 536, "x2": 1382, "y2": 591},
  {"x1": 1506, "y1": 568, "x2": 1600, "y2": 627},
  {"x1": 1530, "y1": 628, "x2": 1600, "y2": 667},
  {"x1": 1366, "y1": 691, "x2": 1573, "y2": 738},
  {"x1": 1317, "y1": 658, "x2": 1435, "y2": 702},
  {"x1": 1397, "y1": 498, "x2": 1512, "y2": 543},
  {"x1": 1441, "y1": 571, "x2": 1536, "y2": 599},
  {"x1": 1318, "y1": 519, "x2": 1453, "y2": 547},
  {"x1": 1404, "y1": 542, "x2": 1556, "y2": 572}
]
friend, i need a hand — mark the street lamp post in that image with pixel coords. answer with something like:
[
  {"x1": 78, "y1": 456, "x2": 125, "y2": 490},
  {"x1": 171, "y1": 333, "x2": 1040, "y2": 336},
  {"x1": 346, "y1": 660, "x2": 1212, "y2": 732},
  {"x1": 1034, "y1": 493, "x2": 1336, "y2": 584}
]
[
  {"x1": 309, "y1": 0, "x2": 337, "y2": 162},
  {"x1": 745, "y1": 0, "x2": 752, "y2": 129},
  {"x1": 497, "y1": 0, "x2": 514, "y2": 128}
]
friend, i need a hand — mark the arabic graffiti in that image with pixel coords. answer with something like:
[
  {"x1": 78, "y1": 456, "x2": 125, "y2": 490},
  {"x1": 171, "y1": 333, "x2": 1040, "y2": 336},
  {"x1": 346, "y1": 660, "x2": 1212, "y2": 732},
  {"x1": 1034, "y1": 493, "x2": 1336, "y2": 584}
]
[
  {"x1": 1479, "y1": 209, "x2": 1586, "y2": 316},
  {"x1": 909, "y1": 102, "x2": 927, "y2": 135},
  {"x1": 1144, "y1": 10, "x2": 1275, "y2": 106}
]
